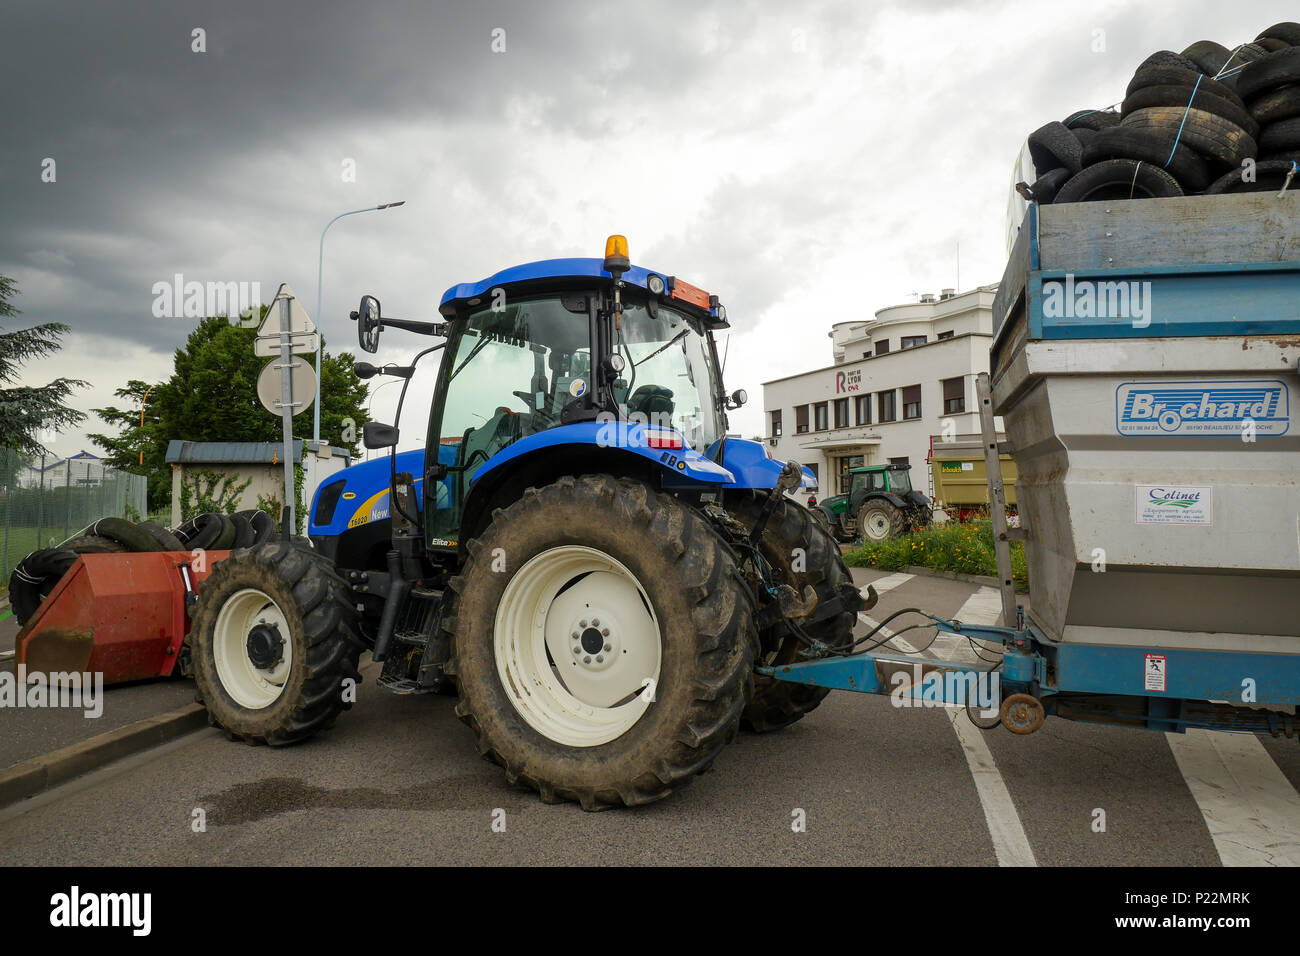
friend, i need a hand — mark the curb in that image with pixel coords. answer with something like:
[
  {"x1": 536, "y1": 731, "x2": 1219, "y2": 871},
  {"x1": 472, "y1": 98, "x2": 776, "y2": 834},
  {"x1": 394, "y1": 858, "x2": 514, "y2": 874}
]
[
  {"x1": 0, "y1": 703, "x2": 209, "y2": 809},
  {"x1": 901, "y1": 565, "x2": 1001, "y2": 588}
]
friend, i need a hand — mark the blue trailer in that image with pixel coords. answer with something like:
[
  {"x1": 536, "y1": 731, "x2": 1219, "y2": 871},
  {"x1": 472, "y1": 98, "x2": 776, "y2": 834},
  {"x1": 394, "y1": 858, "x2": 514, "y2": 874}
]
[{"x1": 764, "y1": 192, "x2": 1300, "y2": 740}]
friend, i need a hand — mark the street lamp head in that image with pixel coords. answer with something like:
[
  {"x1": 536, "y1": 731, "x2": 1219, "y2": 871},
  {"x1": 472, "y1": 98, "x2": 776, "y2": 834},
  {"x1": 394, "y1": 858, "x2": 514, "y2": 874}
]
[{"x1": 376, "y1": 201, "x2": 406, "y2": 210}]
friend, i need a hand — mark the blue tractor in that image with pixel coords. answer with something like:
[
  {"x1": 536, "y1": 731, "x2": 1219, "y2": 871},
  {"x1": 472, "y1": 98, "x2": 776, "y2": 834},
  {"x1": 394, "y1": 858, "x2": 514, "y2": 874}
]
[{"x1": 186, "y1": 237, "x2": 866, "y2": 809}]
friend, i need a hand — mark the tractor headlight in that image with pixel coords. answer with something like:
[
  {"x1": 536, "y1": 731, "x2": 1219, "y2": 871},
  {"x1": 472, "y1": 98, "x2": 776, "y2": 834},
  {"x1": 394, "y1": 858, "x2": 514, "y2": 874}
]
[{"x1": 647, "y1": 274, "x2": 665, "y2": 295}]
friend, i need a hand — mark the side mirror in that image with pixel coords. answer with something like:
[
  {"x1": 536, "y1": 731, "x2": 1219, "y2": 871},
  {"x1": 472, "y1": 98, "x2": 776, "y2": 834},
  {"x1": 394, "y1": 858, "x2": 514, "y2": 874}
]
[
  {"x1": 363, "y1": 421, "x2": 399, "y2": 449},
  {"x1": 354, "y1": 295, "x2": 381, "y2": 353}
]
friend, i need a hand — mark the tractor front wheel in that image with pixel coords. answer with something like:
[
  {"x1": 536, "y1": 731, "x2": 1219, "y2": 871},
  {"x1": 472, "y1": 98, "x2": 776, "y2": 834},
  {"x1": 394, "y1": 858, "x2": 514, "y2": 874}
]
[
  {"x1": 190, "y1": 540, "x2": 365, "y2": 745},
  {"x1": 446, "y1": 475, "x2": 756, "y2": 810}
]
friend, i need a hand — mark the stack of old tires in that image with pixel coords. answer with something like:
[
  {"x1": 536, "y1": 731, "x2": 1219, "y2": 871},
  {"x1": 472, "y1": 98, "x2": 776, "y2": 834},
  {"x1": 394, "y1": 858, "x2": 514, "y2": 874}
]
[
  {"x1": 1020, "y1": 22, "x2": 1300, "y2": 204},
  {"x1": 9, "y1": 510, "x2": 277, "y2": 627}
]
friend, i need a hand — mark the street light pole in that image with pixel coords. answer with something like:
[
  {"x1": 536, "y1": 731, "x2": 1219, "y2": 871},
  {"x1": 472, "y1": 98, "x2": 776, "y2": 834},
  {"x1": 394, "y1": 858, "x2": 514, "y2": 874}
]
[{"x1": 313, "y1": 200, "x2": 406, "y2": 443}]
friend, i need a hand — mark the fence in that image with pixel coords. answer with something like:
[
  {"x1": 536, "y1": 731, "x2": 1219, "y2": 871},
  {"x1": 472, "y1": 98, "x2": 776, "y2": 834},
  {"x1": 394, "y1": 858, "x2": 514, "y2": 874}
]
[{"x1": 0, "y1": 448, "x2": 149, "y2": 577}]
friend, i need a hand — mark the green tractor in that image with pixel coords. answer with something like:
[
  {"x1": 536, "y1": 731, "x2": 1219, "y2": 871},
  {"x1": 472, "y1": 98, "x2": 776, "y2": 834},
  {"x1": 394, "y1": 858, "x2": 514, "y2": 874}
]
[{"x1": 812, "y1": 463, "x2": 933, "y2": 542}]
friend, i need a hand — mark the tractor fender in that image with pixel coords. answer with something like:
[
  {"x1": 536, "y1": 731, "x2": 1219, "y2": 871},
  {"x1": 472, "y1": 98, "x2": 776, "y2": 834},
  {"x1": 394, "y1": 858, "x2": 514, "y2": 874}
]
[{"x1": 709, "y1": 437, "x2": 818, "y2": 492}]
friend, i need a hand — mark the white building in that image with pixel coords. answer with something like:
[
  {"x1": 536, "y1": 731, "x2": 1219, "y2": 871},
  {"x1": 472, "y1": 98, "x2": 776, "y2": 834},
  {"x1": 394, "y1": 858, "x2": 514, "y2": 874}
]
[{"x1": 761, "y1": 285, "x2": 1000, "y2": 498}]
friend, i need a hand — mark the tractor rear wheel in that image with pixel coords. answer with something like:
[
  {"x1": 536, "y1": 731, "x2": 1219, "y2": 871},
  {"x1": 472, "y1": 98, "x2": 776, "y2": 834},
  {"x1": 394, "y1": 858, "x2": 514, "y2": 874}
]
[
  {"x1": 727, "y1": 494, "x2": 856, "y2": 732},
  {"x1": 858, "y1": 499, "x2": 905, "y2": 542},
  {"x1": 445, "y1": 474, "x2": 756, "y2": 810},
  {"x1": 190, "y1": 540, "x2": 364, "y2": 745}
]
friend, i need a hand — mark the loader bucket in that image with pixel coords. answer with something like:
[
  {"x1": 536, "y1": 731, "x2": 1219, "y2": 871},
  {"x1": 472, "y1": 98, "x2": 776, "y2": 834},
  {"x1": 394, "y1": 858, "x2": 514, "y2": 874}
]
[{"x1": 14, "y1": 551, "x2": 229, "y2": 685}]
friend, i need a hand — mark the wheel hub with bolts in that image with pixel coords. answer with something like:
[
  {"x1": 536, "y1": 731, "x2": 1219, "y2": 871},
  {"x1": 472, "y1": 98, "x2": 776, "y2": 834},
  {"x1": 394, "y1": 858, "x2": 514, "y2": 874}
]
[
  {"x1": 570, "y1": 616, "x2": 617, "y2": 669},
  {"x1": 245, "y1": 623, "x2": 284, "y2": 670}
]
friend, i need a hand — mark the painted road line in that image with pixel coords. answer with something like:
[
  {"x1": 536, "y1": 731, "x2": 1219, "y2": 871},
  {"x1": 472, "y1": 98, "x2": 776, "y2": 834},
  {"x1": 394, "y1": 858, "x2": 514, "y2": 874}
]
[
  {"x1": 858, "y1": 613, "x2": 923, "y2": 655},
  {"x1": 931, "y1": 587, "x2": 1004, "y2": 662},
  {"x1": 1166, "y1": 728, "x2": 1300, "y2": 866},
  {"x1": 861, "y1": 572, "x2": 913, "y2": 597},
  {"x1": 948, "y1": 708, "x2": 1037, "y2": 866}
]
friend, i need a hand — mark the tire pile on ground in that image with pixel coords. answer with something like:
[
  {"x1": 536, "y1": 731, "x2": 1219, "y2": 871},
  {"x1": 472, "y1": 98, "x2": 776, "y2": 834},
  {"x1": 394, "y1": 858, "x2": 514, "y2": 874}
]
[
  {"x1": 1020, "y1": 22, "x2": 1300, "y2": 204},
  {"x1": 9, "y1": 510, "x2": 278, "y2": 627}
]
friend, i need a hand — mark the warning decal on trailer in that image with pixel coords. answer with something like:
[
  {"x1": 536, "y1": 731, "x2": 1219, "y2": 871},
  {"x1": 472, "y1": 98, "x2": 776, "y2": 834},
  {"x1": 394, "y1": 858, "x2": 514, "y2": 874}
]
[{"x1": 1145, "y1": 654, "x2": 1167, "y2": 693}]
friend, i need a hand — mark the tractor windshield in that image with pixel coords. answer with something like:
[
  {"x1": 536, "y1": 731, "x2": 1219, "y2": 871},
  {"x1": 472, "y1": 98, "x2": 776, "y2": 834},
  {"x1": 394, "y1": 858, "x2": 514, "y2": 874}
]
[
  {"x1": 890, "y1": 469, "x2": 912, "y2": 495},
  {"x1": 613, "y1": 302, "x2": 723, "y2": 454}
]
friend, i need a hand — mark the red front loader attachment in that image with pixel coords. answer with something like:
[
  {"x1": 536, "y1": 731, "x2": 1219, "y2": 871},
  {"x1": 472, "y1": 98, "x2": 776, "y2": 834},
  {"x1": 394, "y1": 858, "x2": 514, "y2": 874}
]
[{"x1": 15, "y1": 552, "x2": 230, "y2": 684}]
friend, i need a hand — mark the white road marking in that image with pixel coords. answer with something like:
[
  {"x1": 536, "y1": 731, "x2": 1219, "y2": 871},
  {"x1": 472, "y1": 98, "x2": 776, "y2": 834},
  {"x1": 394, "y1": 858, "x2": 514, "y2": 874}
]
[
  {"x1": 862, "y1": 572, "x2": 913, "y2": 597},
  {"x1": 931, "y1": 587, "x2": 1004, "y2": 662},
  {"x1": 948, "y1": 708, "x2": 1038, "y2": 867},
  {"x1": 858, "y1": 585, "x2": 1034, "y2": 866},
  {"x1": 1166, "y1": 728, "x2": 1300, "y2": 866}
]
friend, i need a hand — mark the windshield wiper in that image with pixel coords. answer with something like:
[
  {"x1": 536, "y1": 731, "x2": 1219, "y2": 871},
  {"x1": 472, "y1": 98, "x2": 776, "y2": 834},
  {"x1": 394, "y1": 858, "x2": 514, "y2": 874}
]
[{"x1": 634, "y1": 328, "x2": 690, "y2": 368}]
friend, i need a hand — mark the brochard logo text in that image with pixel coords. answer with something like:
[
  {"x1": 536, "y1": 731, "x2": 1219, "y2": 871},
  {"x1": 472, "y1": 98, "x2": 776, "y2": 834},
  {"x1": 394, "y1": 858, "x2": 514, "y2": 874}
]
[
  {"x1": 1042, "y1": 275, "x2": 1152, "y2": 328},
  {"x1": 50, "y1": 886, "x2": 151, "y2": 936},
  {"x1": 1116, "y1": 380, "x2": 1289, "y2": 437}
]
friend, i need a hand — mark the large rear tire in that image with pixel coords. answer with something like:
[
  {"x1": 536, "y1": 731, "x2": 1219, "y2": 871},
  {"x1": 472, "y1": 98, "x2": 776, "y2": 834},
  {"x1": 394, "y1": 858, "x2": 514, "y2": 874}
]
[
  {"x1": 727, "y1": 494, "x2": 855, "y2": 733},
  {"x1": 858, "y1": 499, "x2": 905, "y2": 542},
  {"x1": 445, "y1": 475, "x2": 756, "y2": 810},
  {"x1": 190, "y1": 540, "x2": 364, "y2": 745}
]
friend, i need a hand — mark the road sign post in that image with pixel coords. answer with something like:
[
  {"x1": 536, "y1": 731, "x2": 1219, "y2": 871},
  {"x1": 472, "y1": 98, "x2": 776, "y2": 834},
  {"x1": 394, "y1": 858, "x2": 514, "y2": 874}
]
[{"x1": 257, "y1": 284, "x2": 317, "y2": 535}]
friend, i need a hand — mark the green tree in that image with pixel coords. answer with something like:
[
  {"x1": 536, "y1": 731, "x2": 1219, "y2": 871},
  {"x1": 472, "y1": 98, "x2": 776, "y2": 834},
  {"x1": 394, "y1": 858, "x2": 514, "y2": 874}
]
[
  {"x1": 0, "y1": 276, "x2": 87, "y2": 454},
  {"x1": 90, "y1": 309, "x2": 369, "y2": 510}
]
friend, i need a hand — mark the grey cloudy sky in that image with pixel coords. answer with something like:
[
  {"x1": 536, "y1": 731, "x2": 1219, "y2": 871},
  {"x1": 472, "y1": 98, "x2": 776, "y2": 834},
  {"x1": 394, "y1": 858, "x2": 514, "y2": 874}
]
[{"x1": 2, "y1": 0, "x2": 1292, "y2": 455}]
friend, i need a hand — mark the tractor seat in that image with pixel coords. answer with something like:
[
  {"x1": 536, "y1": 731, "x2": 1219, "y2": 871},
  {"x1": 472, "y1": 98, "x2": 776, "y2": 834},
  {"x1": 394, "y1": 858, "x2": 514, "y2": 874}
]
[{"x1": 627, "y1": 385, "x2": 674, "y2": 419}]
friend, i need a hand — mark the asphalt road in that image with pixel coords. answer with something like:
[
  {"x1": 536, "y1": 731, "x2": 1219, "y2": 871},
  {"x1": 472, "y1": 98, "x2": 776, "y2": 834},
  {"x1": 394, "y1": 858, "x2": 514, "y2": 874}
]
[{"x1": 1, "y1": 568, "x2": 1298, "y2": 866}]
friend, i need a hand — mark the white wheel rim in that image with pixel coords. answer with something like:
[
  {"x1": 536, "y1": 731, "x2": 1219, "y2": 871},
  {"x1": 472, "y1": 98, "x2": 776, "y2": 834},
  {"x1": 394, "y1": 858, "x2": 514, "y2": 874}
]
[
  {"x1": 494, "y1": 545, "x2": 662, "y2": 748},
  {"x1": 865, "y1": 512, "x2": 890, "y2": 539},
  {"x1": 213, "y1": 587, "x2": 293, "y2": 709}
]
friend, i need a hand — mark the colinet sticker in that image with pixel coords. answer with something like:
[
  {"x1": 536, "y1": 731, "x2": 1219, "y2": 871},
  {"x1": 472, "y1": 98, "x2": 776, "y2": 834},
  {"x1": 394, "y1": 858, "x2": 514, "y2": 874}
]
[{"x1": 1135, "y1": 485, "x2": 1212, "y2": 525}]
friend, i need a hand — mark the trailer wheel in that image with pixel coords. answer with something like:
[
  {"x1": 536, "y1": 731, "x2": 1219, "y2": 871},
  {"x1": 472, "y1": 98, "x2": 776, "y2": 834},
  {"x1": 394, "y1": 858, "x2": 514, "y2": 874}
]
[
  {"x1": 727, "y1": 494, "x2": 855, "y2": 732},
  {"x1": 445, "y1": 475, "x2": 756, "y2": 810},
  {"x1": 858, "y1": 500, "x2": 905, "y2": 542},
  {"x1": 190, "y1": 540, "x2": 364, "y2": 745}
]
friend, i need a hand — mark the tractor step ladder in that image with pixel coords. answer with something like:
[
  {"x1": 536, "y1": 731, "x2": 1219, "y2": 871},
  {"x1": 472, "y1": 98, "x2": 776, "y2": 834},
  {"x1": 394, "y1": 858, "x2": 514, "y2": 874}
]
[{"x1": 975, "y1": 372, "x2": 1020, "y2": 628}]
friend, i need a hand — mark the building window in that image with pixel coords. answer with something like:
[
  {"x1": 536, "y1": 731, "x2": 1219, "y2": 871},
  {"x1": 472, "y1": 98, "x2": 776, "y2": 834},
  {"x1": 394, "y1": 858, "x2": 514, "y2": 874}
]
[
  {"x1": 889, "y1": 456, "x2": 910, "y2": 467},
  {"x1": 862, "y1": 351, "x2": 872, "y2": 359},
  {"x1": 770, "y1": 409, "x2": 783, "y2": 437},
  {"x1": 806, "y1": 462, "x2": 819, "y2": 487},
  {"x1": 874, "y1": 339, "x2": 890, "y2": 355},
  {"x1": 901, "y1": 335, "x2": 927, "y2": 350},
  {"x1": 937, "y1": 330, "x2": 955, "y2": 340},
  {"x1": 795, "y1": 405, "x2": 809, "y2": 434},
  {"x1": 942, "y1": 376, "x2": 965, "y2": 414},
  {"x1": 814, "y1": 402, "x2": 829, "y2": 431},
  {"x1": 877, "y1": 390, "x2": 896, "y2": 423},
  {"x1": 854, "y1": 394, "x2": 870, "y2": 425},
  {"x1": 902, "y1": 384, "x2": 922, "y2": 420},
  {"x1": 833, "y1": 398, "x2": 849, "y2": 429}
]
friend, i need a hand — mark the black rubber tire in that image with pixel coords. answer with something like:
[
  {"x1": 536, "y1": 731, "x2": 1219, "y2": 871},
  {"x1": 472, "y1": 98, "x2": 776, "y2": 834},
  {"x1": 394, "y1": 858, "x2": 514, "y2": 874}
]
[
  {"x1": 1249, "y1": 85, "x2": 1300, "y2": 124},
  {"x1": 190, "y1": 539, "x2": 365, "y2": 745},
  {"x1": 210, "y1": 515, "x2": 238, "y2": 550},
  {"x1": 1028, "y1": 167, "x2": 1072, "y2": 203},
  {"x1": 1054, "y1": 158, "x2": 1185, "y2": 203},
  {"x1": 1237, "y1": 48, "x2": 1300, "y2": 100},
  {"x1": 176, "y1": 513, "x2": 225, "y2": 550},
  {"x1": 1126, "y1": 66, "x2": 1245, "y2": 107},
  {"x1": 1257, "y1": 37, "x2": 1292, "y2": 54},
  {"x1": 1259, "y1": 117, "x2": 1300, "y2": 152},
  {"x1": 445, "y1": 475, "x2": 756, "y2": 810},
  {"x1": 726, "y1": 494, "x2": 855, "y2": 733},
  {"x1": 1181, "y1": 40, "x2": 1235, "y2": 78},
  {"x1": 60, "y1": 534, "x2": 128, "y2": 554},
  {"x1": 1135, "y1": 50, "x2": 1201, "y2": 74},
  {"x1": 138, "y1": 521, "x2": 187, "y2": 552},
  {"x1": 227, "y1": 512, "x2": 256, "y2": 549},
  {"x1": 1122, "y1": 84, "x2": 1260, "y2": 140},
  {"x1": 1027, "y1": 121, "x2": 1083, "y2": 176},
  {"x1": 1258, "y1": 22, "x2": 1300, "y2": 46},
  {"x1": 857, "y1": 499, "x2": 905, "y2": 542},
  {"x1": 1206, "y1": 160, "x2": 1300, "y2": 193},
  {"x1": 1082, "y1": 126, "x2": 1214, "y2": 192},
  {"x1": 9, "y1": 548, "x2": 78, "y2": 626},
  {"x1": 86, "y1": 516, "x2": 164, "y2": 552},
  {"x1": 1259, "y1": 151, "x2": 1300, "y2": 163},
  {"x1": 1120, "y1": 107, "x2": 1257, "y2": 168},
  {"x1": 242, "y1": 510, "x2": 276, "y2": 547},
  {"x1": 1063, "y1": 109, "x2": 1120, "y2": 132}
]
